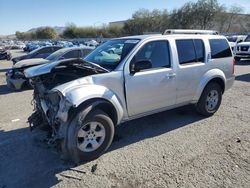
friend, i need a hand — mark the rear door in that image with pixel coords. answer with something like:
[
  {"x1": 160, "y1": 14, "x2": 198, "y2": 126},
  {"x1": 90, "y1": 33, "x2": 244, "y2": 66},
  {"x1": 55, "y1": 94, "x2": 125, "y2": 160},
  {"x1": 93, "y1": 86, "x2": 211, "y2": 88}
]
[{"x1": 175, "y1": 39, "x2": 208, "y2": 104}]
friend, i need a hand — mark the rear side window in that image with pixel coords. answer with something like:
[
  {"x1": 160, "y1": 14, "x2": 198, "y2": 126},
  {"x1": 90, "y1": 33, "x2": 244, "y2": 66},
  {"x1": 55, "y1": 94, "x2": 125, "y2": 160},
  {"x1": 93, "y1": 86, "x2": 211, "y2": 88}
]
[
  {"x1": 209, "y1": 39, "x2": 232, "y2": 59},
  {"x1": 176, "y1": 39, "x2": 204, "y2": 65},
  {"x1": 82, "y1": 49, "x2": 93, "y2": 57},
  {"x1": 52, "y1": 46, "x2": 62, "y2": 52},
  {"x1": 38, "y1": 47, "x2": 51, "y2": 54},
  {"x1": 63, "y1": 50, "x2": 80, "y2": 59},
  {"x1": 194, "y1": 39, "x2": 205, "y2": 62}
]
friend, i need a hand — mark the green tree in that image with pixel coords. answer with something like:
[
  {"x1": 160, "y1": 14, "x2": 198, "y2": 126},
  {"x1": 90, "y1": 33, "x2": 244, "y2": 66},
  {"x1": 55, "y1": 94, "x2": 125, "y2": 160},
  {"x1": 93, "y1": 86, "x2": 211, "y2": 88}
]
[{"x1": 35, "y1": 27, "x2": 57, "y2": 39}]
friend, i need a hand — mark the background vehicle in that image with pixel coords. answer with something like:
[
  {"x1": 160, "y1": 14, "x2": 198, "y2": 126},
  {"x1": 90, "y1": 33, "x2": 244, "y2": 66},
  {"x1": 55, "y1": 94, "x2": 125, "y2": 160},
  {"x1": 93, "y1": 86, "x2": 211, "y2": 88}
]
[
  {"x1": 6, "y1": 47, "x2": 94, "y2": 90},
  {"x1": 226, "y1": 35, "x2": 247, "y2": 51},
  {"x1": 0, "y1": 49, "x2": 11, "y2": 60},
  {"x1": 25, "y1": 30, "x2": 235, "y2": 164},
  {"x1": 234, "y1": 35, "x2": 250, "y2": 61},
  {"x1": 12, "y1": 46, "x2": 62, "y2": 64}
]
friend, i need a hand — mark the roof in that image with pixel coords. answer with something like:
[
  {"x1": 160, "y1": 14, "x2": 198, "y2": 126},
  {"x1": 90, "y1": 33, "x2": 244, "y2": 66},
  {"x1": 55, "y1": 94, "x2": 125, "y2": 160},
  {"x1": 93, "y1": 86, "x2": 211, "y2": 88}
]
[{"x1": 118, "y1": 33, "x2": 226, "y2": 41}]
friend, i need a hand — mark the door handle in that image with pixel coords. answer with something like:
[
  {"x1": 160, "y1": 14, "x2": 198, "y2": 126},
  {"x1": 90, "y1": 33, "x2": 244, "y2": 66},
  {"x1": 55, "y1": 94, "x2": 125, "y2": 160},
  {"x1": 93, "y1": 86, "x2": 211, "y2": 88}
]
[{"x1": 166, "y1": 73, "x2": 176, "y2": 79}]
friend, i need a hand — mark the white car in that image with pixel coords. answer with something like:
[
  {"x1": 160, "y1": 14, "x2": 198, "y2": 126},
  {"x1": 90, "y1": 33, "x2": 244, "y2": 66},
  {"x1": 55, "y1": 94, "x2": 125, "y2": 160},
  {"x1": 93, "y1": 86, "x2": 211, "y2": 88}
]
[{"x1": 227, "y1": 35, "x2": 247, "y2": 52}]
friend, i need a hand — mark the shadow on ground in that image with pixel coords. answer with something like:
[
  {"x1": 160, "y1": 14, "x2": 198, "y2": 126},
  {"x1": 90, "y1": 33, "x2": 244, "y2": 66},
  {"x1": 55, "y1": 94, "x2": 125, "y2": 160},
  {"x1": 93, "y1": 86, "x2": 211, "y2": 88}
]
[
  {"x1": 0, "y1": 83, "x2": 32, "y2": 95},
  {"x1": 0, "y1": 68, "x2": 10, "y2": 73},
  {"x1": 0, "y1": 84, "x2": 14, "y2": 95},
  {"x1": 0, "y1": 105, "x2": 204, "y2": 188},
  {"x1": 236, "y1": 73, "x2": 250, "y2": 82}
]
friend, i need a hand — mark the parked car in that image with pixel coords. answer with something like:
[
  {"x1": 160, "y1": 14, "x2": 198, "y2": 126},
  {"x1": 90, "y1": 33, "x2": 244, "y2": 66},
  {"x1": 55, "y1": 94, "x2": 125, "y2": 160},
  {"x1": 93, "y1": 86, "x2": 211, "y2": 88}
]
[
  {"x1": 12, "y1": 46, "x2": 62, "y2": 64},
  {"x1": 25, "y1": 30, "x2": 235, "y2": 164},
  {"x1": 234, "y1": 35, "x2": 250, "y2": 61},
  {"x1": 226, "y1": 35, "x2": 247, "y2": 51},
  {"x1": 85, "y1": 40, "x2": 99, "y2": 47},
  {"x1": 6, "y1": 47, "x2": 94, "y2": 90},
  {"x1": 0, "y1": 49, "x2": 11, "y2": 60}
]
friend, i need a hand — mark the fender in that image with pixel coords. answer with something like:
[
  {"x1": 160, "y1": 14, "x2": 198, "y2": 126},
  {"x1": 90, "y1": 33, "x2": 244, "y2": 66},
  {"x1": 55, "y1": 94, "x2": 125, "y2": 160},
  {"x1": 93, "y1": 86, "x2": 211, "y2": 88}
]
[
  {"x1": 61, "y1": 84, "x2": 124, "y2": 124},
  {"x1": 192, "y1": 69, "x2": 226, "y2": 102}
]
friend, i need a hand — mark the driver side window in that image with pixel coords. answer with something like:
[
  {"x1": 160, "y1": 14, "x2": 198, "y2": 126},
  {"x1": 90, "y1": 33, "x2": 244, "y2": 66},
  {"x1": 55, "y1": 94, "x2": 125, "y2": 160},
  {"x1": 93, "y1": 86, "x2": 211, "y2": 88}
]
[{"x1": 131, "y1": 40, "x2": 171, "y2": 70}]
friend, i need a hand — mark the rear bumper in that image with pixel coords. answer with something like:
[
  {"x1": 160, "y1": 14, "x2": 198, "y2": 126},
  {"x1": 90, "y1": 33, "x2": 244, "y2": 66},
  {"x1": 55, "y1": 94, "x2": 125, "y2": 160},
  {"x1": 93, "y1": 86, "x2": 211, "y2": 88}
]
[{"x1": 225, "y1": 75, "x2": 235, "y2": 91}]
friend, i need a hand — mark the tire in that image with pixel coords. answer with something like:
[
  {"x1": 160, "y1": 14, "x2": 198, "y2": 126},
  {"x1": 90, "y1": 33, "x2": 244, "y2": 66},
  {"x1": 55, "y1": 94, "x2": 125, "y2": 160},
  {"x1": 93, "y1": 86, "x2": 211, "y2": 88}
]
[
  {"x1": 65, "y1": 109, "x2": 114, "y2": 165},
  {"x1": 196, "y1": 82, "x2": 222, "y2": 116}
]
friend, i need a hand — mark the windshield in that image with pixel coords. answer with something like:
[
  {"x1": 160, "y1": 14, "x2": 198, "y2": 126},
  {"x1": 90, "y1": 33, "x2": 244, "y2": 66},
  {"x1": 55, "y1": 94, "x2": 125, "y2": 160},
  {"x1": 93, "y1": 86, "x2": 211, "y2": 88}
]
[
  {"x1": 245, "y1": 35, "x2": 250, "y2": 42},
  {"x1": 84, "y1": 39, "x2": 140, "y2": 70},
  {"x1": 46, "y1": 48, "x2": 66, "y2": 61}
]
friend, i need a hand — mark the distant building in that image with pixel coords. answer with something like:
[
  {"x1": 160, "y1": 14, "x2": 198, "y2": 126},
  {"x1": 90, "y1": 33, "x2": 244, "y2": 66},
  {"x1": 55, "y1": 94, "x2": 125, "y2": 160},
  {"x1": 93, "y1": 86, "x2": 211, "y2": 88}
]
[{"x1": 109, "y1": 20, "x2": 126, "y2": 27}]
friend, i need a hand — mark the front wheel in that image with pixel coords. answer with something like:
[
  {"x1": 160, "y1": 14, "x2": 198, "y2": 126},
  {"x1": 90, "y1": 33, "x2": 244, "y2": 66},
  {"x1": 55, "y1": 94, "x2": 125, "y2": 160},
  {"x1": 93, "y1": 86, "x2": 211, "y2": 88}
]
[
  {"x1": 196, "y1": 83, "x2": 222, "y2": 116},
  {"x1": 65, "y1": 109, "x2": 114, "y2": 165}
]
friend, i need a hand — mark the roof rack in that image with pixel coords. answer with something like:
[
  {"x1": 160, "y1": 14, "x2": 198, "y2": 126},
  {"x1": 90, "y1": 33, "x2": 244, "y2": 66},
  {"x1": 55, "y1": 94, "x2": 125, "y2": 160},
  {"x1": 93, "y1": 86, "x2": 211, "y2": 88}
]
[{"x1": 163, "y1": 29, "x2": 219, "y2": 35}]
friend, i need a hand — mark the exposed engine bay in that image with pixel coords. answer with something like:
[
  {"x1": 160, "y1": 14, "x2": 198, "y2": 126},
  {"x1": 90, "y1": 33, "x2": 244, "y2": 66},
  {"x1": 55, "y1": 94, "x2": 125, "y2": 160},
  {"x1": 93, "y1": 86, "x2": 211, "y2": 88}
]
[{"x1": 27, "y1": 59, "x2": 108, "y2": 141}]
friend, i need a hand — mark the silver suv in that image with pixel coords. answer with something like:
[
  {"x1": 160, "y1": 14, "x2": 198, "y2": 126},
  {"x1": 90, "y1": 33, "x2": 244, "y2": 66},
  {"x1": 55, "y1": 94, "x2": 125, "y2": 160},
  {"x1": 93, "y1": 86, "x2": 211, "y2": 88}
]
[{"x1": 25, "y1": 30, "x2": 235, "y2": 164}]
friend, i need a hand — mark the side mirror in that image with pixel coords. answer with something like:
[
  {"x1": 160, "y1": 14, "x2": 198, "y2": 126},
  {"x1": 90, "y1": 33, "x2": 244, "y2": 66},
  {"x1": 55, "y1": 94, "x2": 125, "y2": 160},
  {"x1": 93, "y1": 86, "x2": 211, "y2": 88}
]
[
  {"x1": 59, "y1": 56, "x2": 65, "y2": 60},
  {"x1": 130, "y1": 60, "x2": 152, "y2": 74}
]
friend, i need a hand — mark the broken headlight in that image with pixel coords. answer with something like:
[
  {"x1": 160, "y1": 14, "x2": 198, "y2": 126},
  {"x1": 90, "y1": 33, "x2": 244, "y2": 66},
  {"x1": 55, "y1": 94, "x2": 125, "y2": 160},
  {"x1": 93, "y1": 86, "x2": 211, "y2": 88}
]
[
  {"x1": 47, "y1": 91, "x2": 61, "y2": 106},
  {"x1": 13, "y1": 71, "x2": 25, "y2": 79}
]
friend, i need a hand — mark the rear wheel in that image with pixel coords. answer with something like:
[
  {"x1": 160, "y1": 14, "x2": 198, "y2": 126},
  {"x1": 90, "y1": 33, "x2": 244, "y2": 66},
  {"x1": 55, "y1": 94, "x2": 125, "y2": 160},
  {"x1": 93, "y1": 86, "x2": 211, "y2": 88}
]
[
  {"x1": 196, "y1": 82, "x2": 222, "y2": 116},
  {"x1": 65, "y1": 109, "x2": 114, "y2": 165}
]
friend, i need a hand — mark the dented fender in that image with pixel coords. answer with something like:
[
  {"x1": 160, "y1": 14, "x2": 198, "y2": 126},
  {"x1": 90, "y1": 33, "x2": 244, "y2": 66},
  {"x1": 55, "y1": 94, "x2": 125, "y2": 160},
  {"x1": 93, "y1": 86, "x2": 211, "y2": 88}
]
[{"x1": 57, "y1": 84, "x2": 124, "y2": 125}]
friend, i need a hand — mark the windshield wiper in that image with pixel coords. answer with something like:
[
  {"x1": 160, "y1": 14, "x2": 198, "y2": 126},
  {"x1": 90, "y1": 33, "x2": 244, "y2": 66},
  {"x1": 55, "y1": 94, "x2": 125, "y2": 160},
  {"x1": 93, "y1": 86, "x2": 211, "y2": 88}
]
[{"x1": 81, "y1": 59, "x2": 110, "y2": 73}]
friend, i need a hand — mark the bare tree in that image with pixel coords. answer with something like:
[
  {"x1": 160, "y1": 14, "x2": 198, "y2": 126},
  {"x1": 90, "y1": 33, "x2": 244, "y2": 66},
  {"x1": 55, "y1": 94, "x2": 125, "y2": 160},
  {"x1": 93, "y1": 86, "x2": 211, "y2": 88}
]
[{"x1": 226, "y1": 5, "x2": 244, "y2": 32}]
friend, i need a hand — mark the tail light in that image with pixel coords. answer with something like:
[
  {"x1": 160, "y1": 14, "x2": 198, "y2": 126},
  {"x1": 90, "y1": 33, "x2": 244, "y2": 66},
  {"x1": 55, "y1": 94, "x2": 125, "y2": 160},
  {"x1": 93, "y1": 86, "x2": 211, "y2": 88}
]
[{"x1": 232, "y1": 58, "x2": 235, "y2": 74}]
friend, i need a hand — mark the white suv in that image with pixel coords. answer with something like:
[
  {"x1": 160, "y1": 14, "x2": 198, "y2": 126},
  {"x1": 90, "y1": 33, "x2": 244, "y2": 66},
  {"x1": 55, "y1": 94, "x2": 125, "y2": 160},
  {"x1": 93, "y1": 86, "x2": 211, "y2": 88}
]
[
  {"x1": 235, "y1": 35, "x2": 250, "y2": 61},
  {"x1": 25, "y1": 30, "x2": 235, "y2": 164}
]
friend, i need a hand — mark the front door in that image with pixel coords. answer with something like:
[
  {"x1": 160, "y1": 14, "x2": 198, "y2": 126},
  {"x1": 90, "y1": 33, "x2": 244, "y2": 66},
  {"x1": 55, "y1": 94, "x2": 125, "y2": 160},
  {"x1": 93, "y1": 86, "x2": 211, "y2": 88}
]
[{"x1": 125, "y1": 40, "x2": 177, "y2": 116}]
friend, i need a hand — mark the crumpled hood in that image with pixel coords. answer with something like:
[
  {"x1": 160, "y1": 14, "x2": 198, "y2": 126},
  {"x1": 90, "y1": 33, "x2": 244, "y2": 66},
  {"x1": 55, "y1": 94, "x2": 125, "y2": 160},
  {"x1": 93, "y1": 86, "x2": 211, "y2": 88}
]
[
  {"x1": 52, "y1": 76, "x2": 95, "y2": 95},
  {"x1": 13, "y1": 58, "x2": 49, "y2": 69},
  {"x1": 237, "y1": 42, "x2": 250, "y2": 46},
  {"x1": 24, "y1": 60, "x2": 64, "y2": 78}
]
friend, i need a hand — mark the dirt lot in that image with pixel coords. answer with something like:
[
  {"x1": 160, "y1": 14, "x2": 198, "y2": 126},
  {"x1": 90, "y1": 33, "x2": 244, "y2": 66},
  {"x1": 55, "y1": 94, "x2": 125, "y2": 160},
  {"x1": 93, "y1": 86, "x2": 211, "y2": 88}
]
[{"x1": 0, "y1": 50, "x2": 249, "y2": 188}]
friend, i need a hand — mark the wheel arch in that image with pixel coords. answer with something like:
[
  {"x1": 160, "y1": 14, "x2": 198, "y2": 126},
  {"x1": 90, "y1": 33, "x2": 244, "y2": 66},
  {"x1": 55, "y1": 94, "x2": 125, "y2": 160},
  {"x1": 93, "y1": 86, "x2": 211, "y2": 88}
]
[
  {"x1": 193, "y1": 69, "x2": 226, "y2": 102},
  {"x1": 68, "y1": 98, "x2": 120, "y2": 127}
]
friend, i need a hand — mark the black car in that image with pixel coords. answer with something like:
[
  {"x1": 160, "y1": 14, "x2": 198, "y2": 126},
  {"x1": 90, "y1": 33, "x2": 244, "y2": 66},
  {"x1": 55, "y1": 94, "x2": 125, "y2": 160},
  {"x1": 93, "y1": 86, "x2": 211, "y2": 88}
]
[
  {"x1": 12, "y1": 46, "x2": 62, "y2": 64},
  {"x1": 0, "y1": 49, "x2": 11, "y2": 60}
]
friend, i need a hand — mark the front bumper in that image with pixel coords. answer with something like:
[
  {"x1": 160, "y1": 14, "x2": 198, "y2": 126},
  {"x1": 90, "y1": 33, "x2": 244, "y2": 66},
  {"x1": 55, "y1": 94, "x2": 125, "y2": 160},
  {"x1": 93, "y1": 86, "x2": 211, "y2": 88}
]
[
  {"x1": 6, "y1": 71, "x2": 26, "y2": 90},
  {"x1": 235, "y1": 53, "x2": 250, "y2": 58},
  {"x1": 235, "y1": 54, "x2": 250, "y2": 58}
]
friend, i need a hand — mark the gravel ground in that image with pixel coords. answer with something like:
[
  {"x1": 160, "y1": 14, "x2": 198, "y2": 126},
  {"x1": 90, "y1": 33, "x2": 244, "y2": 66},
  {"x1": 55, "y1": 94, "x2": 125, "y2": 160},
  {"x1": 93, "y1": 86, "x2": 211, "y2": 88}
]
[{"x1": 0, "y1": 50, "x2": 249, "y2": 188}]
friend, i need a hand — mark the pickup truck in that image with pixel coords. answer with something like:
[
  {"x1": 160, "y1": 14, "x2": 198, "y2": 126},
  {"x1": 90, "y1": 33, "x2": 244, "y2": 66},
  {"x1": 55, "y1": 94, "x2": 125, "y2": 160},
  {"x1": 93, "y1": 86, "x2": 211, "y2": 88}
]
[{"x1": 25, "y1": 30, "x2": 235, "y2": 164}]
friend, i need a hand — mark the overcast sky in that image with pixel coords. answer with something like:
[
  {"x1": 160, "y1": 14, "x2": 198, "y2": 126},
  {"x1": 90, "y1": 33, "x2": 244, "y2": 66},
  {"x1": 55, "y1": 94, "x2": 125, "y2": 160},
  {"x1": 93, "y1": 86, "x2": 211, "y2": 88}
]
[{"x1": 0, "y1": 0, "x2": 249, "y2": 35}]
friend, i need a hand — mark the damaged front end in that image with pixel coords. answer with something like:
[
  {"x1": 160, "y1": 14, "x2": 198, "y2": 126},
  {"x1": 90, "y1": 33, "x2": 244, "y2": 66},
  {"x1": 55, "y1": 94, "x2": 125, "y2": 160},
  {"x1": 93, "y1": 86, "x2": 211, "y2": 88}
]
[
  {"x1": 26, "y1": 58, "x2": 108, "y2": 141},
  {"x1": 28, "y1": 79, "x2": 72, "y2": 140}
]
